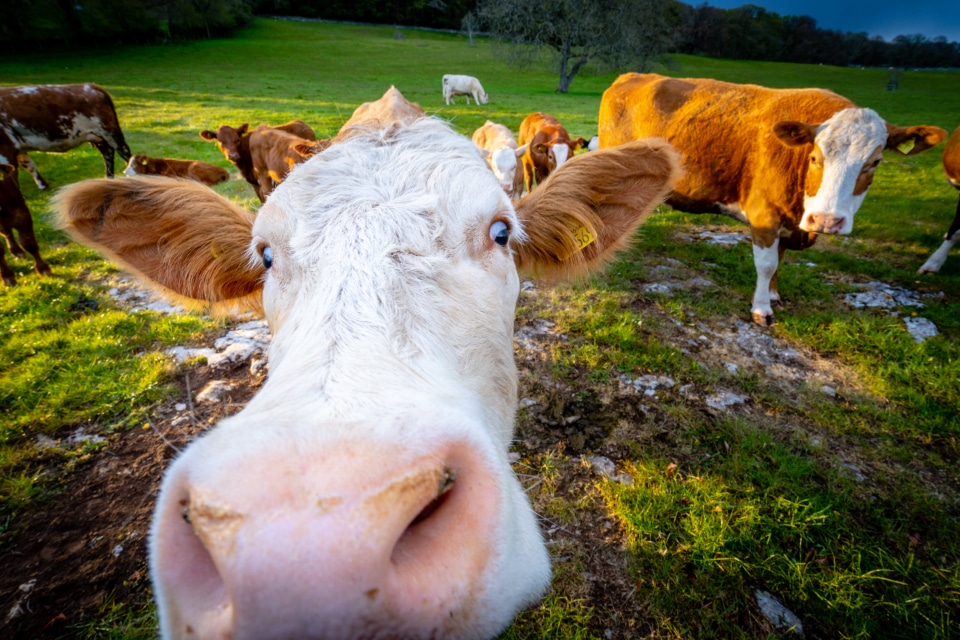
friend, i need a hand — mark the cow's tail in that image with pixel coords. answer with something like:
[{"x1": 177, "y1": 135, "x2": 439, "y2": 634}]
[{"x1": 96, "y1": 84, "x2": 133, "y2": 161}]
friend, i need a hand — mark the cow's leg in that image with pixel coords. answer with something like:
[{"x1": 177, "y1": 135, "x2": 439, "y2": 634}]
[
  {"x1": 17, "y1": 154, "x2": 48, "y2": 190},
  {"x1": 0, "y1": 242, "x2": 14, "y2": 286},
  {"x1": 93, "y1": 141, "x2": 116, "y2": 178},
  {"x1": 1, "y1": 221, "x2": 26, "y2": 259},
  {"x1": 918, "y1": 194, "x2": 960, "y2": 274},
  {"x1": 750, "y1": 229, "x2": 780, "y2": 326},
  {"x1": 12, "y1": 213, "x2": 51, "y2": 278}
]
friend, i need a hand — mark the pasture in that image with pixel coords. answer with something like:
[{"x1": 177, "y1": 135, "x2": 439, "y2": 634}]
[{"x1": 1, "y1": 17, "x2": 959, "y2": 639}]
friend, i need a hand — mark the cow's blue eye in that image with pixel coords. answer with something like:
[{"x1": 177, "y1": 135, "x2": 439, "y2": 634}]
[
  {"x1": 262, "y1": 246, "x2": 273, "y2": 269},
  {"x1": 490, "y1": 221, "x2": 509, "y2": 247}
]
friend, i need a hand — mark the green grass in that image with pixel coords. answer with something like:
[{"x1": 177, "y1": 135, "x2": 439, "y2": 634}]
[{"x1": 1, "y1": 17, "x2": 959, "y2": 639}]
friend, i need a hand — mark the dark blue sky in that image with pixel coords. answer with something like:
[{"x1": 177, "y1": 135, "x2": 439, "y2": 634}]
[{"x1": 703, "y1": 1, "x2": 960, "y2": 42}]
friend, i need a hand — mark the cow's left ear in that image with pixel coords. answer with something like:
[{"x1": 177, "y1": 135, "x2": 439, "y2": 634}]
[
  {"x1": 513, "y1": 138, "x2": 680, "y2": 279},
  {"x1": 573, "y1": 137, "x2": 587, "y2": 150},
  {"x1": 0, "y1": 163, "x2": 15, "y2": 180},
  {"x1": 515, "y1": 144, "x2": 529, "y2": 157},
  {"x1": 773, "y1": 121, "x2": 819, "y2": 147},
  {"x1": 885, "y1": 123, "x2": 948, "y2": 155}
]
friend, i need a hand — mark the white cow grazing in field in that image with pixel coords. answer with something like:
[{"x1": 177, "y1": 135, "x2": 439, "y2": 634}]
[
  {"x1": 54, "y1": 87, "x2": 679, "y2": 640},
  {"x1": 443, "y1": 74, "x2": 489, "y2": 105},
  {"x1": 473, "y1": 120, "x2": 528, "y2": 197}
]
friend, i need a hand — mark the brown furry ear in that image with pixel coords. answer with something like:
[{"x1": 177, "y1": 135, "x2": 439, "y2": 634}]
[
  {"x1": 513, "y1": 138, "x2": 680, "y2": 280},
  {"x1": 885, "y1": 123, "x2": 948, "y2": 155},
  {"x1": 53, "y1": 176, "x2": 263, "y2": 312}
]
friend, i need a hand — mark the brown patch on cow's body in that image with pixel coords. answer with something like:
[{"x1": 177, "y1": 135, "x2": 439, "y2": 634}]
[
  {"x1": 653, "y1": 78, "x2": 696, "y2": 115},
  {"x1": 943, "y1": 125, "x2": 960, "y2": 188}
]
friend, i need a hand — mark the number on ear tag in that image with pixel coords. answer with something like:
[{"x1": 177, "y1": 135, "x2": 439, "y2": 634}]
[{"x1": 560, "y1": 224, "x2": 596, "y2": 261}]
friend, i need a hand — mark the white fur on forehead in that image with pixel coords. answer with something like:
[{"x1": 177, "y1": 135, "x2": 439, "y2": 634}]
[
  {"x1": 264, "y1": 117, "x2": 517, "y2": 263},
  {"x1": 816, "y1": 108, "x2": 887, "y2": 157}
]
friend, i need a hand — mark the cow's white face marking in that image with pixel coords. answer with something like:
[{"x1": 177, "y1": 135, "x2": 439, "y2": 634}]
[
  {"x1": 151, "y1": 119, "x2": 551, "y2": 640},
  {"x1": 799, "y1": 108, "x2": 887, "y2": 235},
  {"x1": 552, "y1": 143, "x2": 570, "y2": 168}
]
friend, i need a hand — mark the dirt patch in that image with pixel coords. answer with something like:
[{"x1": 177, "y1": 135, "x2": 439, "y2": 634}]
[{"x1": 0, "y1": 359, "x2": 266, "y2": 639}]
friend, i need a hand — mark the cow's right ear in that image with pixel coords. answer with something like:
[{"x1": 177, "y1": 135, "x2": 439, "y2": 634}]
[
  {"x1": 773, "y1": 121, "x2": 819, "y2": 147},
  {"x1": 515, "y1": 144, "x2": 529, "y2": 157},
  {"x1": 513, "y1": 138, "x2": 680, "y2": 280},
  {"x1": 199, "y1": 130, "x2": 217, "y2": 140},
  {"x1": 53, "y1": 177, "x2": 264, "y2": 311},
  {"x1": 237, "y1": 123, "x2": 249, "y2": 136},
  {"x1": 0, "y1": 163, "x2": 15, "y2": 179}
]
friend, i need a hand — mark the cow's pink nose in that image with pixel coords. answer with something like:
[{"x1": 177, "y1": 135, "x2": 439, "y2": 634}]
[
  {"x1": 151, "y1": 442, "x2": 499, "y2": 639},
  {"x1": 806, "y1": 213, "x2": 846, "y2": 234}
]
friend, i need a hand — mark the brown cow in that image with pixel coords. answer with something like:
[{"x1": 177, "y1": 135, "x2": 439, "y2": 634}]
[
  {"x1": 0, "y1": 162, "x2": 51, "y2": 285},
  {"x1": 247, "y1": 126, "x2": 316, "y2": 199},
  {"x1": 599, "y1": 72, "x2": 947, "y2": 325},
  {"x1": 123, "y1": 154, "x2": 230, "y2": 187},
  {"x1": 199, "y1": 120, "x2": 316, "y2": 201},
  {"x1": 918, "y1": 125, "x2": 960, "y2": 274},
  {"x1": 518, "y1": 112, "x2": 586, "y2": 192},
  {"x1": 0, "y1": 83, "x2": 131, "y2": 190}
]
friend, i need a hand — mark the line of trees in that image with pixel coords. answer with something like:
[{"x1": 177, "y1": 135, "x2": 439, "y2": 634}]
[
  {"x1": 4, "y1": 0, "x2": 959, "y2": 73},
  {"x1": 1, "y1": 0, "x2": 255, "y2": 48},
  {"x1": 676, "y1": 4, "x2": 960, "y2": 69}
]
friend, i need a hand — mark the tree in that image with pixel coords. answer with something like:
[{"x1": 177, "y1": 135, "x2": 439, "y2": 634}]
[{"x1": 475, "y1": 0, "x2": 680, "y2": 93}]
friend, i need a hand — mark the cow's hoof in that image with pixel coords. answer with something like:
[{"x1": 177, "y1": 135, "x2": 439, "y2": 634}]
[
  {"x1": 2, "y1": 275, "x2": 16, "y2": 287},
  {"x1": 752, "y1": 310, "x2": 775, "y2": 326},
  {"x1": 36, "y1": 264, "x2": 53, "y2": 277}
]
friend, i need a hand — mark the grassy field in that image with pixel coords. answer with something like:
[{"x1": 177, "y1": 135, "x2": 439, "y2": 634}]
[{"x1": 1, "y1": 17, "x2": 959, "y2": 639}]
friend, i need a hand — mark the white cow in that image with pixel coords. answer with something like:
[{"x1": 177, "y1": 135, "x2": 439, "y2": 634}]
[
  {"x1": 54, "y1": 88, "x2": 679, "y2": 640},
  {"x1": 442, "y1": 74, "x2": 489, "y2": 105},
  {"x1": 472, "y1": 120, "x2": 528, "y2": 197}
]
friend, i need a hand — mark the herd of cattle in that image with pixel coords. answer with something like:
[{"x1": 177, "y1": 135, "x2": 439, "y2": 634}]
[
  {"x1": 2, "y1": 73, "x2": 957, "y2": 638},
  {"x1": 2, "y1": 75, "x2": 957, "y2": 326}
]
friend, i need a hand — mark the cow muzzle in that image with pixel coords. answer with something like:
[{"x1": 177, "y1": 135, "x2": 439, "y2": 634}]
[
  {"x1": 801, "y1": 213, "x2": 848, "y2": 235},
  {"x1": 151, "y1": 440, "x2": 502, "y2": 640}
]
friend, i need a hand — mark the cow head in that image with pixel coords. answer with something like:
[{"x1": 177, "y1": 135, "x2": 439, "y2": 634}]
[
  {"x1": 774, "y1": 108, "x2": 946, "y2": 234},
  {"x1": 55, "y1": 114, "x2": 679, "y2": 640},
  {"x1": 123, "y1": 154, "x2": 150, "y2": 176},
  {"x1": 200, "y1": 123, "x2": 250, "y2": 163},
  {"x1": 480, "y1": 144, "x2": 527, "y2": 196}
]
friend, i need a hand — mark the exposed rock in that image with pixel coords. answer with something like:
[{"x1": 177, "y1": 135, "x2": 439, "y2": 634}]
[
  {"x1": 755, "y1": 589, "x2": 804, "y2": 637},
  {"x1": 903, "y1": 316, "x2": 939, "y2": 343},
  {"x1": 195, "y1": 380, "x2": 233, "y2": 404}
]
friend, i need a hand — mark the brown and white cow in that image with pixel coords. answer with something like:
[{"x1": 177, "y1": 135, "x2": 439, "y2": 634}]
[
  {"x1": 599, "y1": 73, "x2": 947, "y2": 325},
  {"x1": 0, "y1": 83, "x2": 132, "y2": 190},
  {"x1": 200, "y1": 120, "x2": 316, "y2": 201},
  {"x1": 518, "y1": 112, "x2": 586, "y2": 192},
  {"x1": 54, "y1": 87, "x2": 679, "y2": 640},
  {"x1": 124, "y1": 154, "x2": 230, "y2": 187},
  {"x1": 472, "y1": 121, "x2": 528, "y2": 197},
  {"x1": 0, "y1": 162, "x2": 51, "y2": 286},
  {"x1": 918, "y1": 125, "x2": 960, "y2": 274}
]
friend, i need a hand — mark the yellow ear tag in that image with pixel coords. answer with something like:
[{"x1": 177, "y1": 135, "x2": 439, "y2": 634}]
[
  {"x1": 560, "y1": 224, "x2": 596, "y2": 261},
  {"x1": 141, "y1": 159, "x2": 148, "y2": 165},
  {"x1": 896, "y1": 138, "x2": 916, "y2": 154}
]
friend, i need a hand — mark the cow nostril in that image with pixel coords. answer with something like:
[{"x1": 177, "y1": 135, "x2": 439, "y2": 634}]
[{"x1": 407, "y1": 466, "x2": 457, "y2": 530}]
